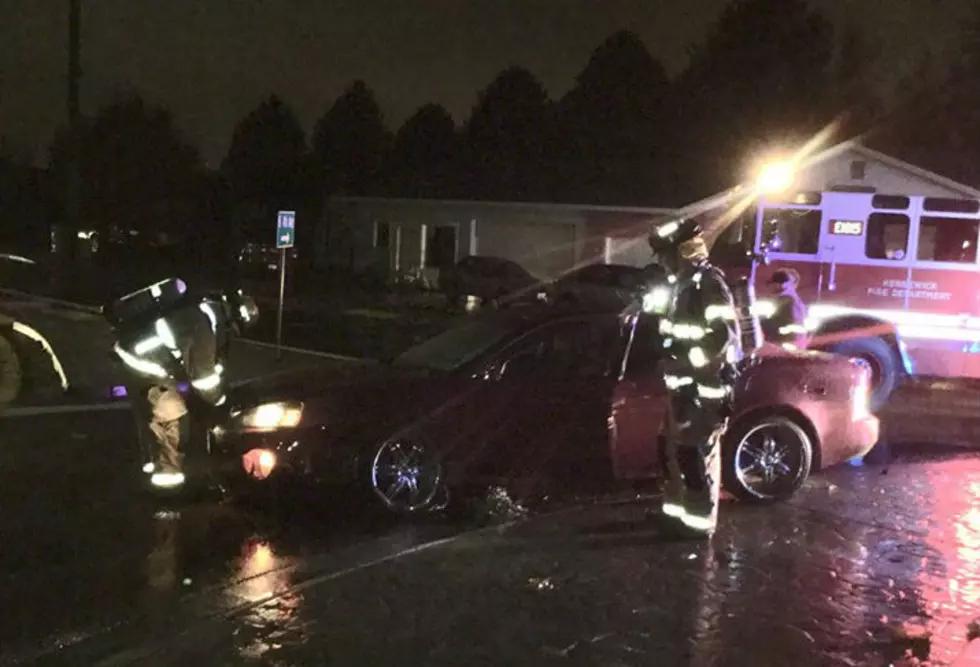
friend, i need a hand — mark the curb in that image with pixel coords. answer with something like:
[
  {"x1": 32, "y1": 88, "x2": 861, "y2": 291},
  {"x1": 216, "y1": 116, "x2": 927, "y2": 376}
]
[{"x1": 0, "y1": 287, "x2": 102, "y2": 315}]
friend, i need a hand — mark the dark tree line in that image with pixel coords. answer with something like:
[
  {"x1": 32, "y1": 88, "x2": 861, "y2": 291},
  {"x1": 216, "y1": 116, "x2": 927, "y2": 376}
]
[{"x1": 13, "y1": 0, "x2": 980, "y2": 261}]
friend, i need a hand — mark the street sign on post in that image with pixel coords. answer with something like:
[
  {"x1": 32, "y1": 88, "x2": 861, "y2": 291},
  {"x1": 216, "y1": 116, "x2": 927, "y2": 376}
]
[
  {"x1": 276, "y1": 210, "x2": 296, "y2": 248},
  {"x1": 275, "y1": 210, "x2": 296, "y2": 360}
]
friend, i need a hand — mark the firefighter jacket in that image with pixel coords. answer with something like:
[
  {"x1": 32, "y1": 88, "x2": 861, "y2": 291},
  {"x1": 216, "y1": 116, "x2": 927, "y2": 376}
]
[
  {"x1": 647, "y1": 260, "x2": 741, "y2": 400},
  {"x1": 762, "y1": 287, "x2": 809, "y2": 349},
  {"x1": 113, "y1": 298, "x2": 228, "y2": 407}
]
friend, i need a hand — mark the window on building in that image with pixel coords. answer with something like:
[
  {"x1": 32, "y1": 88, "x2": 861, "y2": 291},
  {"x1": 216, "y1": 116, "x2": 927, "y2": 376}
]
[
  {"x1": 917, "y1": 216, "x2": 980, "y2": 264},
  {"x1": 865, "y1": 213, "x2": 910, "y2": 261},
  {"x1": 849, "y1": 160, "x2": 867, "y2": 180},
  {"x1": 759, "y1": 208, "x2": 821, "y2": 255},
  {"x1": 426, "y1": 225, "x2": 457, "y2": 269},
  {"x1": 374, "y1": 221, "x2": 390, "y2": 248}
]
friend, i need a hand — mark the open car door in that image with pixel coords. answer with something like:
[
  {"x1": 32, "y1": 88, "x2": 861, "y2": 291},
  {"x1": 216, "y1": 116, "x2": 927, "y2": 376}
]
[{"x1": 609, "y1": 311, "x2": 669, "y2": 481}]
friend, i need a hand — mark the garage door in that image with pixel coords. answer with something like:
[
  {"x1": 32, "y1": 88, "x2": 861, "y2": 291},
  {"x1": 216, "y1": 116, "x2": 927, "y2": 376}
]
[{"x1": 478, "y1": 221, "x2": 577, "y2": 280}]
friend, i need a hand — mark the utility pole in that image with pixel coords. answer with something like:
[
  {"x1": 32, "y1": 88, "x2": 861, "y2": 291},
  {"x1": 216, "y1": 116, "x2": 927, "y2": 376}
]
[
  {"x1": 69, "y1": 0, "x2": 80, "y2": 123},
  {"x1": 59, "y1": 0, "x2": 82, "y2": 278}
]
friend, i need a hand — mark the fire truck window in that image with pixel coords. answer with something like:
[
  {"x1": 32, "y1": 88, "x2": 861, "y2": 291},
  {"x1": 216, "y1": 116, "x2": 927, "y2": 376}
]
[
  {"x1": 923, "y1": 198, "x2": 980, "y2": 215},
  {"x1": 759, "y1": 208, "x2": 820, "y2": 255},
  {"x1": 865, "y1": 213, "x2": 910, "y2": 261},
  {"x1": 917, "y1": 216, "x2": 980, "y2": 264},
  {"x1": 872, "y1": 194, "x2": 910, "y2": 211}
]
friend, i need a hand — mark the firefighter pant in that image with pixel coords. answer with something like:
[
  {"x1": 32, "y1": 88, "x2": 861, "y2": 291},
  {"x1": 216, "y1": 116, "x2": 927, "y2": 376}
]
[
  {"x1": 150, "y1": 418, "x2": 183, "y2": 475},
  {"x1": 660, "y1": 388, "x2": 728, "y2": 535},
  {"x1": 130, "y1": 383, "x2": 189, "y2": 477}
]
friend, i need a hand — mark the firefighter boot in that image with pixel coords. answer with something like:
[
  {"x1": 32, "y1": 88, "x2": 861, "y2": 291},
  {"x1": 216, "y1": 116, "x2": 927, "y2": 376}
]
[
  {"x1": 680, "y1": 427, "x2": 723, "y2": 537},
  {"x1": 661, "y1": 476, "x2": 688, "y2": 520},
  {"x1": 149, "y1": 419, "x2": 185, "y2": 489}
]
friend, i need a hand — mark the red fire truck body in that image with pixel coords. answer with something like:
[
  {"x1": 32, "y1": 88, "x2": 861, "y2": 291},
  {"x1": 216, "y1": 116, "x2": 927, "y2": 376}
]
[{"x1": 732, "y1": 190, "x2": 980, "y2": 391}]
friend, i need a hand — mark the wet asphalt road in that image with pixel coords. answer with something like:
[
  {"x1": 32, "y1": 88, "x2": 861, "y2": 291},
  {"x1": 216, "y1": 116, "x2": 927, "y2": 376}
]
[
  {"x1": 10, "y1": 288, "x2": 980, "y2": 664},
  {"x1": 0, "y1": 410, "x2": 461, "y2": 666},
  {"x1": 7, "y1": 405, "x2": 980, "y2": 666}
]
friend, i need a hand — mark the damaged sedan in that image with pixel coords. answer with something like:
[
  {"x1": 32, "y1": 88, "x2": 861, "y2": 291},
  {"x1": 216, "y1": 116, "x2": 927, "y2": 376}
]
[{"x1": 209, "y1": 303, "x2": 879, "y2": 514}]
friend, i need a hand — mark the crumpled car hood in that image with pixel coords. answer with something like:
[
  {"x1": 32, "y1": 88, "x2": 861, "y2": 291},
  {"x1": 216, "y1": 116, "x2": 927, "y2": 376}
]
[{"x1": 227, "y1": 360, "x2": 459, "y2": 438}]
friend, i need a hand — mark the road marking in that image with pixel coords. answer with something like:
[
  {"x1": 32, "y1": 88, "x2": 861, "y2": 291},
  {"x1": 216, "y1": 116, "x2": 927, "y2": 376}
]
[
  {"x1": 0, "y1": 402, "x2": 132, "y2": 417},
  {"x1": 345, "y1": 307, "x2": 402, "y2": 320},
  {"x1": 239, "y1": 337, "x2": 363, "y2": 361}
]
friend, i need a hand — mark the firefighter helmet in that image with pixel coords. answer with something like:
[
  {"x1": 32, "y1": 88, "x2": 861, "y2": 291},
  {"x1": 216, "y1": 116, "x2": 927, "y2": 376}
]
[
  {"x1": 223, "y1": 289, "x2": 260, "y2": 332},
  {"x1": 648, "y1": 218, "x2": 702, "y2": 254}
]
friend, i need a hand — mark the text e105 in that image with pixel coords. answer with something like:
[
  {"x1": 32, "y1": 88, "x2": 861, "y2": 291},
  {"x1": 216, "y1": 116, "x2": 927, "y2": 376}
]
[{"x1": 830, "y1": 220, "x2": 863, "y2": 236}]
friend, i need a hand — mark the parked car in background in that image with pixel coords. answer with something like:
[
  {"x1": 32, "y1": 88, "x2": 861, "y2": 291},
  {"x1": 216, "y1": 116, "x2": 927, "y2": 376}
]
[
  {"x1": 538, "y1": 262, "x2": 657, "y2": 310},
  {"x1": 439, "y1": 255, "x2": 539, "y2": 309},
  {"x1": 210, "y1": 303, "x2": 878, "y2": 515}
]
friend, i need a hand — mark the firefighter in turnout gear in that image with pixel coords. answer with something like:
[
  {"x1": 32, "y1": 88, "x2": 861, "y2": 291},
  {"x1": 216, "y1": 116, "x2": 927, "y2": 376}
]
[
  {"x1": 762, "y1": 268, "x2": 808, "y2": 350},
  {"x1": 643, "y1": 218, "x2": 741, "y2": 537},
  {"x1": 107, "y1": 278, "x2": 258, "y2": 490}
]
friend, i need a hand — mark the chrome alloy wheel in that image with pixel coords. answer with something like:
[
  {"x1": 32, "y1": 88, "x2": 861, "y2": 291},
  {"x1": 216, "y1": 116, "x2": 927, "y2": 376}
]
[
  {"x1": 370, "y1": 440, "x2": 443, "y2": 514},
  {"x1": 732, "y1": 418, "x2": 811, "y2": 501}
]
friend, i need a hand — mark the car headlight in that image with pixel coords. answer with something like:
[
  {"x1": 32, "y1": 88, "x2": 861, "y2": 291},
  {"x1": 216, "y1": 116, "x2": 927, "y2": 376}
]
[{"x1": 235, "y1": 401, "x2": 304, "y2": 431}]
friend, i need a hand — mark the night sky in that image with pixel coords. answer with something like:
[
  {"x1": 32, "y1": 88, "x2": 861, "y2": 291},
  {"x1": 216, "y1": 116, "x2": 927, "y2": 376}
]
[{"x1": 0, "y1": 0, "x2": 970, "y2": 166}]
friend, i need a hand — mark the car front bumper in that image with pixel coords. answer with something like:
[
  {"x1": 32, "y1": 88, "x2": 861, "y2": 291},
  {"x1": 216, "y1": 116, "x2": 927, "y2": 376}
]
[{"x1": 207, "y1": 425, "x2": 363, "y2": 489}]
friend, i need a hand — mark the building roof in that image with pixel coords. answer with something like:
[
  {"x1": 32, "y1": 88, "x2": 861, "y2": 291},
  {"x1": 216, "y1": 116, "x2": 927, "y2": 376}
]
[
  {"x1": 838, "y1": 142, "x2": 980, "y2": 199},
  {"x1": 331, "y1": 142, "x2": 980, "y2": 219},
  {"x1": 673, "y1": 141, "x2": 980, "y2": 223},
  {"x1": 330, "y1": 195, "x2": 675, "y2": 216}
]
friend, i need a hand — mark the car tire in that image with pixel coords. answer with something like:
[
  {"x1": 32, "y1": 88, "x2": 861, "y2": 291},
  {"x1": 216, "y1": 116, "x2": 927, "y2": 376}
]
[
  {"x1": 369, "y1": 438, "x2": 445, "y2": 516},
  {"x1": 823, "y1": 337, "x2": 898, "y2": 412},
  {"x1": 723, "y1": 415, "x2": 813, "y2": 503}
]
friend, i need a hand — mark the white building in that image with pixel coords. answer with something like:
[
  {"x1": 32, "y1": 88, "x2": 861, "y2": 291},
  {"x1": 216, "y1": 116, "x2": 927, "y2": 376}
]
[{"x1": 315, "y1": 142, "x2": 980, "y2": 280}]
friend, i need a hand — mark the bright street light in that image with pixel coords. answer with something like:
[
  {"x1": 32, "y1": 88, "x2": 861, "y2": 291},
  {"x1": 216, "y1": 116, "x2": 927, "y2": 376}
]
[{"x1": 754, "y1": 160, "x2": 795, "y2": 194}]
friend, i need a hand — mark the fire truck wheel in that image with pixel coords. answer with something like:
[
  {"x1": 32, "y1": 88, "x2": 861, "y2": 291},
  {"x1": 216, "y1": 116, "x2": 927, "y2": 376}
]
[
  {"x1": 0, "y1": 331, "x2": 23, "y2": 406},
  {"x1": 823, "y1": 337, "x2": 898, "y2": 412}
]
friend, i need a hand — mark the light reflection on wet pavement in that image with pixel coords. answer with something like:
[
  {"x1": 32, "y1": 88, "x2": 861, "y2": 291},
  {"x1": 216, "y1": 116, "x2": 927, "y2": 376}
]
[{"x1": 9, "y1": 410, "x2": 980, "y2": 665}]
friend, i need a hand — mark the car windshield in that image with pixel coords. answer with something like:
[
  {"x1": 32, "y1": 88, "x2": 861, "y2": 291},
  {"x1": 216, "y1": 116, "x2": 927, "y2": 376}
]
[{"x1": 390, "y1": 319, "x2": 516, "y2": 371}]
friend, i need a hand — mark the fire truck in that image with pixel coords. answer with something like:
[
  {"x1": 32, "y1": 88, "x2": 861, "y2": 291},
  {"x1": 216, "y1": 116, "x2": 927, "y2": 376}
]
[{"x1": 711, "y1": 189, "x2": 980, "y2": 411}]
